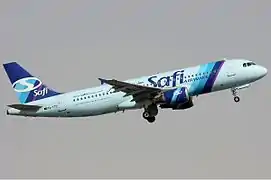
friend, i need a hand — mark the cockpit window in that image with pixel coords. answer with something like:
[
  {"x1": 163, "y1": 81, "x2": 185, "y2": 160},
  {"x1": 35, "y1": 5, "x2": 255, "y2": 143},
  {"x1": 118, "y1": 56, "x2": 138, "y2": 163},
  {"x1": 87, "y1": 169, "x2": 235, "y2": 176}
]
[{"x1": 243, "y1": 62, "x2": 256, "y2": 67}]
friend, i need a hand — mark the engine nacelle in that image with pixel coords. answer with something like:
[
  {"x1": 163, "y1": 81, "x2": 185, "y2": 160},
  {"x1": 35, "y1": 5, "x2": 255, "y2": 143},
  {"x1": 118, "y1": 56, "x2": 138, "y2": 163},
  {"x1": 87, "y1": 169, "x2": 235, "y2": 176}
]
[
  {"x1": 160, "y1": 96, "x2": 194, "y2": 109},
  {"x1": 162, "y1": 87, "x2": 189, "y2": 105}
]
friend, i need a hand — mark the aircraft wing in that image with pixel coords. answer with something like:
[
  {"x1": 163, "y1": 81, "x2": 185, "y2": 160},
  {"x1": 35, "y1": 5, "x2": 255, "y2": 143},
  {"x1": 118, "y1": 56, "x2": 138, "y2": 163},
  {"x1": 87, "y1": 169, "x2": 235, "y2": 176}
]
[
  {"x1": 98, "y1": 78, "x2": 165, "y2": 102},
  {"x1": 7, "y1": 104, "x2": 42, "y2": 111}
]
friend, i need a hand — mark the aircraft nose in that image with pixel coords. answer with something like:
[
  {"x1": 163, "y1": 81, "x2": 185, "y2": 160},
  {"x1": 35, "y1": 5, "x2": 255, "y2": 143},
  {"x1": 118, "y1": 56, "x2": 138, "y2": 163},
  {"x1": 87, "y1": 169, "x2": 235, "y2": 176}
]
[{"x1": 260, "y1": 66, "x2": 268, "y2": 77}]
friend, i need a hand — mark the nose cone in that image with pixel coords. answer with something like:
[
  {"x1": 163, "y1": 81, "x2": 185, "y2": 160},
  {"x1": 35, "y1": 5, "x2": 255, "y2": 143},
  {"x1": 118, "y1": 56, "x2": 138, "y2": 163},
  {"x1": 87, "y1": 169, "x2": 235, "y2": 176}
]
[{"x1": 259, "y1": 66, "x2": 268, "y2": 78}]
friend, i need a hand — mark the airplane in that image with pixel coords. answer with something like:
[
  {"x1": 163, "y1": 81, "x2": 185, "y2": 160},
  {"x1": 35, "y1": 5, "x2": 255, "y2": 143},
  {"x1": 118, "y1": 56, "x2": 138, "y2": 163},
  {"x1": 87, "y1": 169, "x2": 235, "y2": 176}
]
[{"x1": 3, "y1": 58, "x2": 268, "y2": 123}]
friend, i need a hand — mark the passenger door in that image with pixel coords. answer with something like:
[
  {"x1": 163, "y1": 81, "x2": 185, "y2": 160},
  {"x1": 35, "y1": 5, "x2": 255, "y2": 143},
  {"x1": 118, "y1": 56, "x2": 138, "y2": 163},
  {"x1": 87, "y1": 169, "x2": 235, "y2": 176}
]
[{"x1": 225, "y1": 62, "x2": 238, "y2": 88}]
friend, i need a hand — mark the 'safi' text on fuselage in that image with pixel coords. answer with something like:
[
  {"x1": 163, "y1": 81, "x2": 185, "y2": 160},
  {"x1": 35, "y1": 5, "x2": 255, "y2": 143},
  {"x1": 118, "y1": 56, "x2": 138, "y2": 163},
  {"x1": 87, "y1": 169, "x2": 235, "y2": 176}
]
[
  {"x1": 148, "y1": 70, "x2": 212, "y2": 88},
  {"x1": 148, "y1": 70, "x2": 184, "y2": 88}
]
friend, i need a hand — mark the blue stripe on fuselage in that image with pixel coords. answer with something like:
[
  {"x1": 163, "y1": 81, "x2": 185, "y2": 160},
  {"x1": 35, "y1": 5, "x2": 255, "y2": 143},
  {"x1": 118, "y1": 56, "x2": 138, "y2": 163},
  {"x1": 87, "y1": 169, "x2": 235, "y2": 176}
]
[
  {"x1": 190, "y1": 62, "x2": 215, "y2": 95},
  {"x1": 189, "y1": 63, "x2": 210, "y2": 95},
  {"x1": 201, "y1": 60, "x2": 225, "y2": 93},
  {"x1": 187, "y1": 60, "x2": 225, "y2": 95}
]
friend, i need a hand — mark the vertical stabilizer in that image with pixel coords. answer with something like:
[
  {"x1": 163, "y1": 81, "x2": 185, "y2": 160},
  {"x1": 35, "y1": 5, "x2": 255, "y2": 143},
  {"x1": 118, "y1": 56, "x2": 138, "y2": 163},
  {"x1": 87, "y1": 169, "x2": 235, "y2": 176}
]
[{"x1": 3, "y1": 62, "x2": 62, "y2": 104}]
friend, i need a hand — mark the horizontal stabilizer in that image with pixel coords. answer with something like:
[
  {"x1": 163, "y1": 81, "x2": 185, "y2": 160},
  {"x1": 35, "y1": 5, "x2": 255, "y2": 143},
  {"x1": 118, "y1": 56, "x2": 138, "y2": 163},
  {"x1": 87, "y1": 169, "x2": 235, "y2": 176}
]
[{"x1": 7, "y1": 104, "x2": 42, "y2": 111}]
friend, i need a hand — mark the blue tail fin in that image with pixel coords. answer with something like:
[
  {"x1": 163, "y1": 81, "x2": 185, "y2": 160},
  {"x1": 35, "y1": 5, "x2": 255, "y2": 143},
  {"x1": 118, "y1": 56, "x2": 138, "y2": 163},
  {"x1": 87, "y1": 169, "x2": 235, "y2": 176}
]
[{"x1": 3, "y1": 62, "x2": 62, "y2": 104}]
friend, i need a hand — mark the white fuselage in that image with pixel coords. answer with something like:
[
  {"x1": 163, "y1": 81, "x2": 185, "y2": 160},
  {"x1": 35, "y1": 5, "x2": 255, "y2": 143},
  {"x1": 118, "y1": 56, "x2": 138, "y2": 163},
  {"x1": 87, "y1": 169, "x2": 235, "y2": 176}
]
[{"x1": 7, "y1": 59, "x2": 267, "y2": 117}]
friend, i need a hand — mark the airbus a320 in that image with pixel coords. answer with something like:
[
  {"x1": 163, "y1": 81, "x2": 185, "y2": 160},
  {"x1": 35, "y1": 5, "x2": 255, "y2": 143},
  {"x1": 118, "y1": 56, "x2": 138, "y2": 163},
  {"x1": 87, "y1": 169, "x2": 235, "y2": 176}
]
[{"x1": 3, "y1": 58, "x2": 267, "y2": 123}]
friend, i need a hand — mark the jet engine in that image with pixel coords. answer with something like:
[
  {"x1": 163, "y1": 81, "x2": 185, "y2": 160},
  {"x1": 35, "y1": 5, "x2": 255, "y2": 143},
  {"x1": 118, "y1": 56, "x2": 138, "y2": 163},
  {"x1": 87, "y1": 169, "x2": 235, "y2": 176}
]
[{"x1": 156, "y1": 87, "x2": 194, "y2": 110}]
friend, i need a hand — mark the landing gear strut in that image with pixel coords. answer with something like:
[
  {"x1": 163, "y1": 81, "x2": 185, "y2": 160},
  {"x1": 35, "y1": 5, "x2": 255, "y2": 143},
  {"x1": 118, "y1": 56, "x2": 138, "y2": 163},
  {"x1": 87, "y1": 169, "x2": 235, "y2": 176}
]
[
  {"x1": 231, "y1": 88, "x2": 240, "y2": 102},
  {"x1": 142, "y1": 103, "x2": 158, "y2": 123}
]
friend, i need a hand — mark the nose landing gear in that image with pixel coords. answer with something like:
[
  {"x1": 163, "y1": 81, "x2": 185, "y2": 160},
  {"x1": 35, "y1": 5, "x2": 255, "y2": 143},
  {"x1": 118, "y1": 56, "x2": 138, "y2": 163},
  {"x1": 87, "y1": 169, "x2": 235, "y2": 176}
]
[{"x1": 231, "y1": 88, "x2": 240, "y2": 103}]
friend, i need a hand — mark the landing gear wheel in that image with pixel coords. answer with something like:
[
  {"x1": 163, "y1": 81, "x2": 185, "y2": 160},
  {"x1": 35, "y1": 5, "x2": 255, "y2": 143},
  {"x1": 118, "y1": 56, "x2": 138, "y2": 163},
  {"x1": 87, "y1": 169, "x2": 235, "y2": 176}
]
[
  {"x1": 142, "y1": 111, "x2": 156, "y2": 123},
  {"x1": 146, "y1": 116, "x2": 156, "y2": 123},
  {"x1": 143, "y1": 111, "x2": 150, "y2": 118},
  {"x1": 142, "y1": 104, "x2": 158, "y2": 123},
  {"x1": 234, "y1": 96, "x2": 240, "y2": 102}
]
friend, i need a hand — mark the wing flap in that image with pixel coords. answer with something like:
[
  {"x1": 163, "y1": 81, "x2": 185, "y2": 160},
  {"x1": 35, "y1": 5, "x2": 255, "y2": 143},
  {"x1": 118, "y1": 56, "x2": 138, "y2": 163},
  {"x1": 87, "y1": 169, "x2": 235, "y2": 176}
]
[{"x1": 7, "y1": 104, "x2": 42, "y2": 111}]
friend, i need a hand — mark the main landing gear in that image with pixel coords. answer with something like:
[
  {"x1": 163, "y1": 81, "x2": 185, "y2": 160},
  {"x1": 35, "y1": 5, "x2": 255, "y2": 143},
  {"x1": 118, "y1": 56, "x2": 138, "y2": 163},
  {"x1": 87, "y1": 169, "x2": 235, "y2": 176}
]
[
  {"x1": 142, "y1": 103, "x2": 158, "y2": 123},
  {"x1": 231, "y1": 88, "x2": 240, "y2": 103}
]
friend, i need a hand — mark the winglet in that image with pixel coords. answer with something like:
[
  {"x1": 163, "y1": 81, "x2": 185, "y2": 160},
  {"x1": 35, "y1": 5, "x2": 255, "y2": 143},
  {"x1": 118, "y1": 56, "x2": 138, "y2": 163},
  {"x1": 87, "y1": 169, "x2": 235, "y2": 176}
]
[
  {"x1": 98, "y1": 78, "x2": 114, "y2": 93},
  {"x1": 98, "y1": 78, "x2": 107, "y2": 85}
]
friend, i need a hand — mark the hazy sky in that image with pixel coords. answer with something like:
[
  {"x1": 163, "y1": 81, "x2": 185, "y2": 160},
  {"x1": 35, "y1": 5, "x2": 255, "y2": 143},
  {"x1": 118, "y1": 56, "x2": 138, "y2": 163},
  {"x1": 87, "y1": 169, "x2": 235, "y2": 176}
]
[{"x1": 0, "y1": 0, "x2": 270, "y2": 178}]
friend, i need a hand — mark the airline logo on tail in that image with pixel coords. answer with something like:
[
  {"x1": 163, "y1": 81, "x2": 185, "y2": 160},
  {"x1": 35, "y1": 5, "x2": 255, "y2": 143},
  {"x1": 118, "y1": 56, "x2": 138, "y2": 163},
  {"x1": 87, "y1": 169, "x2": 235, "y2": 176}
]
[
  {"x1": 12, "y1": 77, "x2": 48, "y2": 97},
  {"x1": 3, "y1": 61, "x2": 61, "y2": 104}
]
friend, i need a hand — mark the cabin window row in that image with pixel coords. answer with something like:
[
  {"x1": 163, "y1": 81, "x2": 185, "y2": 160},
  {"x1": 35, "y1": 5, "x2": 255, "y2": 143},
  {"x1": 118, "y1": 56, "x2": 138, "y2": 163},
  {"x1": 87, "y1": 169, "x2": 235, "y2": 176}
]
[
  {"x1": 183, "y1": 71, "x2": 213, "y2": 79},
  {"x1": 73, "y1": 91, "x2": 113, "y2": 102}
]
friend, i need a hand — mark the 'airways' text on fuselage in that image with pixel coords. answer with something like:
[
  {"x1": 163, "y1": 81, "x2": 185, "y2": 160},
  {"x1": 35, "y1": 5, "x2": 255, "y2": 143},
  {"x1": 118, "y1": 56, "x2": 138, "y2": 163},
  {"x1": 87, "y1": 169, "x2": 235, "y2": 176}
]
[{"x1": 148, "y1": 70, "x2": 209, "y2": 88}]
